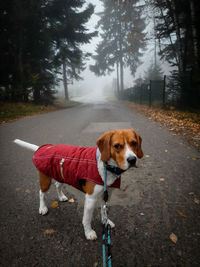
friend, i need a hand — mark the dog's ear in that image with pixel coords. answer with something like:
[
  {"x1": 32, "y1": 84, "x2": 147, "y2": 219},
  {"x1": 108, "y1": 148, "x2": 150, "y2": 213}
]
[
  {"x1": 96, "y1": 131, "x2": 114, "y2": 162},
  {"x1": 135, "y1": 132, "x2": 144, "y2": 159}
]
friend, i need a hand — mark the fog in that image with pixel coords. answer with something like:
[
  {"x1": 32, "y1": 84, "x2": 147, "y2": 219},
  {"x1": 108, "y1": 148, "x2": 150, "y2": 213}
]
[{"x1": 57, "y1": 0, "x2": 172, "y2": 103}]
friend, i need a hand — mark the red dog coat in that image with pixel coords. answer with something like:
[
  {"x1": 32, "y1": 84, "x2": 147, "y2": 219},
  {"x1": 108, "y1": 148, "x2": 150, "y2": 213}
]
[{"x1": 33, "y1": 144, "x2": 121, "y2": 191}]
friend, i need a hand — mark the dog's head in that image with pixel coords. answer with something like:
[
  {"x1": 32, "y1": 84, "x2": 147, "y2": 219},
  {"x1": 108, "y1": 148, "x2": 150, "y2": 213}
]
[{"x1": 96, "y1": 129, "x2": 143, "y2": 170}]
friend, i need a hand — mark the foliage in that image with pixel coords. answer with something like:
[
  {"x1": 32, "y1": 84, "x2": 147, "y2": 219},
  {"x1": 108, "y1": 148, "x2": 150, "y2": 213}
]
[
  {"x1": 148, "y1": 0, "x2": 200, "y2": 108},
  {"x1": 0, "y1": 102, "x2": 59, "y2": 123},
  {"x1": 90, "y1": 0, "x2": 146, "y2": 91},
  {"x1": 166, "y1": 69, "x2": 181, "y2": 103},
  {"x1": 0, "y1": 0, "x2": 96, "y2": 104},
  {"x1": 143, "y1": 61, "x2": 164, "y2": 82},
  {"x1": 126, "y1": 102, "x2": 200, "y2": 149}
]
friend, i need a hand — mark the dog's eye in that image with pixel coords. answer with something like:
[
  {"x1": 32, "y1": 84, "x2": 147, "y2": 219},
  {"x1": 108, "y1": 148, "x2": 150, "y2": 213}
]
[
  {"x1": 114, "y1": 144, "x2": 121, "y2": 150},
  {"x1": 131, "y1": 141, "x2": 137, "y2": 147}
]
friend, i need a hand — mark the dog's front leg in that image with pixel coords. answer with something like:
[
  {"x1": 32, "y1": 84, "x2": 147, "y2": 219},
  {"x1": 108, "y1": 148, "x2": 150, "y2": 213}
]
[
  {"x1": 82, "y1": 194, "x2": 97, "y2": 240},
  {"x1": 82, "y1": 184, "x2": 103, "y2": 240}
]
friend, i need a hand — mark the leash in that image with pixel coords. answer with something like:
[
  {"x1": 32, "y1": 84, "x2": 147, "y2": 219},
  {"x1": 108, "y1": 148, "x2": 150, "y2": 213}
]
[{"x1": 102, "y1": 163, "x2": 112, "y2": 267}]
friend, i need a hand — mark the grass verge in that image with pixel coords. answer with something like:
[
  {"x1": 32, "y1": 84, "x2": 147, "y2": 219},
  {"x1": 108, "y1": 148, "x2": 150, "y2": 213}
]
[{"x1": 0, "y1": 100, "x2": 79, "y2": 124}]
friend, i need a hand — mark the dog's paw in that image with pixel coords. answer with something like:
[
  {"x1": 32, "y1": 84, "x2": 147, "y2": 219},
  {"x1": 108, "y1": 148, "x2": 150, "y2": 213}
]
[
  {"x1": 108, "y1": 219, "x2": 115, "y2": 228},
  {"x1": 85, "y1": 230, "x2": 97, "y2": 241},
  {"x1": 58, "y1": 194, "x2": 68, "y2": 202},
  {"x1": 39, "y1": 206, "x2": 48, "y2": 215}
]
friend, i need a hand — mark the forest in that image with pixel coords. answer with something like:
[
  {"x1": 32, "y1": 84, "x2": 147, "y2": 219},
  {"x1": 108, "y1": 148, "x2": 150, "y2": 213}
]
[
  {"x1": 0, "y1": 0, "x2": 96, "y2": 104},
  {"x1": 0, "y1": 0, "x2": 200, "y2": 108}
]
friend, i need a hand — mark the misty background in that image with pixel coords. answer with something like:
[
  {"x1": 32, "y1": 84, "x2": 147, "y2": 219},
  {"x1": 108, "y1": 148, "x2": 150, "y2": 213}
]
[
  {"x1": 57, "y1": 0, "x2": 170, "y2": 103},
  {"x1": 1, "y1": 0, "x2": 199, "y2": 108}
]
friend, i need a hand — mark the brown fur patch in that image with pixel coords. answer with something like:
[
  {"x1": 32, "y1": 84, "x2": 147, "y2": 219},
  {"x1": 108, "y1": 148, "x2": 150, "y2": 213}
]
[
  {"x1": 39, "y1": 172, "x2": 52, "y2": 192},
  {"x1": 82, "y1": 181, "x2": 95, "y2": 195},
  {"x1": 97, "y1": 129, "x2": 143, "y2": 169}
]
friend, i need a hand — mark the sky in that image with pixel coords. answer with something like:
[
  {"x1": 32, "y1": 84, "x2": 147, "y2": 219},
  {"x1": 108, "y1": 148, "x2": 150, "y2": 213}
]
[
  {"x1": 68, "y1": 0, "x2": 120, "y2": 100},
  {"x1": 59, "y1": 0, "x2": 171, "y2": 101}
]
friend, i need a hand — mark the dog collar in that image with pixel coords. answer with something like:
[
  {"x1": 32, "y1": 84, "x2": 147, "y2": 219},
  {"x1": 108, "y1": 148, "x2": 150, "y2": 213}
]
[
  {"x1": 96, "y1": 149, "x2": 125, "y2": 176},
  {"x1": 105, "y1": 162, "x2": 125, "y2": 176}
]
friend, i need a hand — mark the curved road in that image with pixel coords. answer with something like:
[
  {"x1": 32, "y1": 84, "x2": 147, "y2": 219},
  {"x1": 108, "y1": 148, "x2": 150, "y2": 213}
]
[{"x1": 0, "y1": 101, "x2": 199, "y2": 266}]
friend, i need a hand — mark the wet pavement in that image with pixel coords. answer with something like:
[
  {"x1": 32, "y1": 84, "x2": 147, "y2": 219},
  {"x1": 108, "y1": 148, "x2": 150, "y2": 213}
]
[{"x1": 0, "y1": 100, "x2": 200, "y2": 266}]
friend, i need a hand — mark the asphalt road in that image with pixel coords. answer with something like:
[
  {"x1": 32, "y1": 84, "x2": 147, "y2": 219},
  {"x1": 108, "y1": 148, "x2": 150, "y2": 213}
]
[{"x1": 0, "y1": 100, "x2": 200, "y2": 267}]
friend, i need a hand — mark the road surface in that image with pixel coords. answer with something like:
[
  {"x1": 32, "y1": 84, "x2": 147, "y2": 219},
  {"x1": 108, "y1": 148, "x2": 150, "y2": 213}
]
[{"x1": 0, "y1": 100, "x2": 199, "y2": 266}]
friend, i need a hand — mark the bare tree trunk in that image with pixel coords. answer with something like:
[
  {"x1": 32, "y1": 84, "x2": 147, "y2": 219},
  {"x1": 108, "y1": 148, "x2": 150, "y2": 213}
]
[
  {"x1": 190, "y1": 0, "x2": 199, "y2": 65},
  {"x1": 119, "y1": 51, "x2": 124, "y2": 92},
  {"x1": 166, "y1": 0, "x2": 186, "y2": 105},
  {"x1": 153, "y1": 16, "x2": 157, "y2": 68},
  {"x1": 168, "y1": 0, "x2": 184, "y2": 74},
  {"x1": 116, "y1": 61, "x2": 120, "y2": 96},
  {"x1": 117, "y1": 0, "x2": 124, "y2": 92},
  {"x1": 62, "y1": 60, "x2": 69, "y2": 100},
  {"x1": 119, "y1": 23, "x2": 124, "y2": 91},
  {"x1": 16, "y1": 1, "x2": 25, "y2": 102}
]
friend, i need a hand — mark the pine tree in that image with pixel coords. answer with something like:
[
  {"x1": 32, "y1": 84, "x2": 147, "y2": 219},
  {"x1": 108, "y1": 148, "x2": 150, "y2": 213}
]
[
  {"x1": 90, "y1": 0, "x2": 146, "y2": 93},
  {"x1": 0, "y1": 0, "x2": 96, "y2": 103},
  {"x1": 143, "y1": 61, "x2": 163, "y2": 83},
  {"x1": 47, "y1": 0, "x2": 96, "y2": 100},
  {"x1": 149, "y1": 0, "x2": 200, "y2": 107}
]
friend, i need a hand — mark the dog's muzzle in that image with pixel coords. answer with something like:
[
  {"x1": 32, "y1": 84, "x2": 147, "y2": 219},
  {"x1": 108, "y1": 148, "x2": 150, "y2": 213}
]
[{"x1": 127, "y1": 156, "x2": 137, "y2": 167}]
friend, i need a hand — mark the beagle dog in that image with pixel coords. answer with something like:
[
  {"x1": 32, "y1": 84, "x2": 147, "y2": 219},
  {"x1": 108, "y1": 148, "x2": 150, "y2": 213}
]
[{"x1": 14, "y1": 129, "x2": 143, "y2": 240}]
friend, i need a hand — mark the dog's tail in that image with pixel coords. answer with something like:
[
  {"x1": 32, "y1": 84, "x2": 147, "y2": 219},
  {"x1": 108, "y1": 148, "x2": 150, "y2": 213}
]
[{"x1": 13, "y1": 139, "x2": 39, "y2": 152}]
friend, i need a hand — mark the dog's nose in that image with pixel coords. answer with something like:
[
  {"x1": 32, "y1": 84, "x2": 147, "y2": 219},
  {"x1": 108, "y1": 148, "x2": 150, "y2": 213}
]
[{"x1": 127, "y1": 156, "x2": 136, "y2": 166}]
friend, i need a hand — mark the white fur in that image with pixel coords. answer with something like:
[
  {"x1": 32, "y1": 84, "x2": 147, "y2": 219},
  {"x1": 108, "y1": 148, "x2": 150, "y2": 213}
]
[
  {"x1": 55, "y1": 182, "x2": 68, "y2": 202},
  {"x1": 39, "y1": 190, "x2": 48, "y2": 215},
  {"x1": 97, "y1": 157, "x2": 119, "y2": 186},
  {"x1": 124, "y1": 143, "x2": 137, "y2": 170},
  {"x1": 100, "y1": 190, "x2": 115, "y2": 228},
  {"x1": 39, "y1": 182, "x2": 68, "y2": 216},
  {"x1": 13, "y1": 139, "x2": 121, "y2": 240},
  {"x1": 82, "y1": 184, "x2": 103, "y2": 240},
  {"x1": 14, "y1": 139, "x2": 39, "y2": 152}
]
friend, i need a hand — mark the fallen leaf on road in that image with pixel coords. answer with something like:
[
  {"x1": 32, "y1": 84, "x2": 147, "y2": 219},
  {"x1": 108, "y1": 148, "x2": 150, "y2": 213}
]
[
  {"x1": 44, "y1": 229, "x2": 56, "y2": 235},
  {"x1": 188, "y1": 192, "x2": 194, "y2": 195},
  {"x1": 123, "y1": 185, "x2": 129, "y2": 191},
  {"x1": 192, "y1": 157, "x2": 196, "y2": 160},
  {"x1": 25, "y1": 189, "x2": 30, "y2": 194},
  {"x1": 165, "y1": 149, "x2": 168, "y2": 152},
  {"x1": 160, "y1": 178, "x2": 165, "y2": 181},
  {"x1": 68, "y1": 198, "x2": 75, "y2": 203},
  {"x1": 194, "y1": 198, "x2": 200, "y2": 204},
  {"x1": 51, "y1": 201, "x2": 59, "y2": 208},
  {"x1": 169, "y1": 233, "x2": 178, "y2": 244},
  {"x1": 126, "y1": 103, "x2": 200, "y2": 151},
  {"x1": 177, "y1": 210, "x2": 186, "y2": 218}
]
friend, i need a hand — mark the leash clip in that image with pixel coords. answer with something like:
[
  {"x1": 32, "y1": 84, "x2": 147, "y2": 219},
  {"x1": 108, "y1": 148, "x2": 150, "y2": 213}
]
[{"x1": 101, "y1": 203, "x2": 108, "y2": 226}]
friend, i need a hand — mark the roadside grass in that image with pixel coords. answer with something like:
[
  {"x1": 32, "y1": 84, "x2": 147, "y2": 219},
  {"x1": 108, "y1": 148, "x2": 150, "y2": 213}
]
[
  {"x1": 0, "y1": 100, "x2": 79, "y2": 124},
  {"x1": 125, "y1": 101, "x2": 200, "y2": 150}
]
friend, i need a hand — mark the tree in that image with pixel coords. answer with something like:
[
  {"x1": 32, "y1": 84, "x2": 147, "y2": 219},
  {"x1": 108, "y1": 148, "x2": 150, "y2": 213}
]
[
  {"x1": 0, "y1": 0, "x2": 96, "y2": 103},
  {"x1": 149, "y1": 0, "x2": 200, "y2": 108},
  {"x1": 90, "y1": 0, "x2": 146, "y2": 93},
  {"x1": 47, "y1": 0, "x2": 96, "y2": 100},
  {"x1": 143, "y1": 61, "x2": 164, "y2": 83}
]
